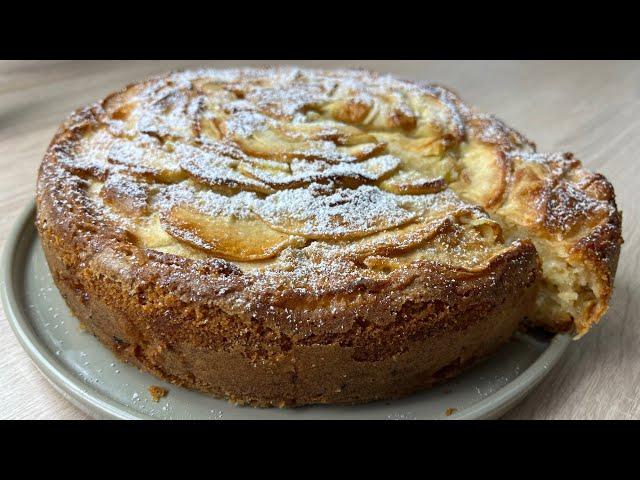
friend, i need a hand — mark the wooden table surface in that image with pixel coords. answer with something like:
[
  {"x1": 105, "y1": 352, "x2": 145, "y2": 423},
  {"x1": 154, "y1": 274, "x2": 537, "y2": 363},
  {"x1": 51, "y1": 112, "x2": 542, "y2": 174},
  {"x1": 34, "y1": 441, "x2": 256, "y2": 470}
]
[{"x1": 0, "y1": 60, "x2": 638, "y2": 420}]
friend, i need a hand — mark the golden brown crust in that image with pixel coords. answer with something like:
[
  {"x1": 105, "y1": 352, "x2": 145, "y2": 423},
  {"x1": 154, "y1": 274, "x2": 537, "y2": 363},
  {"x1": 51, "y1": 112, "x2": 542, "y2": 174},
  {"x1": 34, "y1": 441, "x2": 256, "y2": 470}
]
[
  {"x1": 36, "y1": 67, "x2": 621, "y2": 405},
  {"x1": 440, "y1": 90, "x2": 622, "y2": 334},
  {"x1": 39, "y1": 215, "x2": 538, "y2": 405},
  {"x1": 148, "y1": 385, "x2": 168, "y2": 402}
]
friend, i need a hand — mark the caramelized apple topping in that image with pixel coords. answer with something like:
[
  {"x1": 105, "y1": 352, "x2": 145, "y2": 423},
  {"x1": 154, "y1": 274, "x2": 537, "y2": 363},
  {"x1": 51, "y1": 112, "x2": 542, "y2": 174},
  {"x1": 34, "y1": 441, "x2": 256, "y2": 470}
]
[{"x1": 162, "y1": 204, "x2": 305, "y2": 261}]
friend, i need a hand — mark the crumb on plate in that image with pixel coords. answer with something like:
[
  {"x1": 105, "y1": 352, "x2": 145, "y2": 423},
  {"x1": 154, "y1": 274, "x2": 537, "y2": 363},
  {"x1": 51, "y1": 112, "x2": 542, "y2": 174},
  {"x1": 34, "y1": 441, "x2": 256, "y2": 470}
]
[{"x1": 148, "y1": 385, "x2": 168, "y2": 402}]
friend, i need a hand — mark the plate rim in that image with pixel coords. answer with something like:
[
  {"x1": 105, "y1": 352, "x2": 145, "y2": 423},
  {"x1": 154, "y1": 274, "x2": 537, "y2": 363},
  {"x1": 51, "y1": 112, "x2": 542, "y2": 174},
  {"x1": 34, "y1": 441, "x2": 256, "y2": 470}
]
[{"x1": 2, "y1": 199, "x2": 571, "y2": 420}]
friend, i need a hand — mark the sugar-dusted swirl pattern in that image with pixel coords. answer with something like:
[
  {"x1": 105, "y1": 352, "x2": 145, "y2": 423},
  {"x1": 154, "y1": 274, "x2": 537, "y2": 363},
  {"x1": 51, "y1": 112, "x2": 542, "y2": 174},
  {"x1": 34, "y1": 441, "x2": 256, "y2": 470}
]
[{"x1": 50, "y1": 67, "x2": 621, "y2": 335}]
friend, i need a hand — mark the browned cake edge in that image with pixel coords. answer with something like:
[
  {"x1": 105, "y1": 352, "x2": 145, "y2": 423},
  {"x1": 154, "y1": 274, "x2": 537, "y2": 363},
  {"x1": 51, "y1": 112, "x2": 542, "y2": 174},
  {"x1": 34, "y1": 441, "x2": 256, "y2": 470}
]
[
  {"x1": 441, "y1": 90, "x2": 623, "y2": 335},
  {"x1": 34, "y1": 67, "x2": 622, "y2": 405},
  {"x1": 38, "y1": 204, "x2": 539, "y2": 406},
  {"x1": 36, "y1": 146, "x2": 539, "y2": 406}
]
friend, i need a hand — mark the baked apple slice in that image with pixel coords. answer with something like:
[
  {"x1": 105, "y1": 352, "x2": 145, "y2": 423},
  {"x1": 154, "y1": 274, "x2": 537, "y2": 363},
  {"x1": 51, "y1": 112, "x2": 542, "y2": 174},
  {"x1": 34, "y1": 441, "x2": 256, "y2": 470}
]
[
  {"x1": 99, "y1": 173, "x2": 150, "y2": 216},
  {"x1": 277, "y1": 121, "x2": 379, "y2": 145},
  {"x1": 239, "y1": 154, "x2": 399, "y2": 189},
  {"x1": 107, "y1": 136, "x2": 186, "y2": 183},
  {"x1": 255, "y1": 184, "x2": 416, "y2": 240},
  {"x1": 234, "y1": 128, "x2": 384, "y2": 163},
  {"x1": 344, "y1": 217, "x2": 452, "y2": 260},
  {"x1": 219, "y1": 113, "x2": 387, "y2": 164},
  {"x1": 377, "y1": 130, "x2": 452, "y2": 158},
  {"x1": 57, "y1": 129, "x2": 118, "y2": 180},
  {"x1": 345, "y1": 211, "x2": 503, "y2": 272},
  {"x1": 323, "y1": 95, "x2": 374, "y2": 124},
  {"x1": 379, "y1": 170, "x2": 447, "y2": 195},
  {"x1": 175, "y1": 142, "x2": 274, "y2": 195},
  {"x1": 323, "y1": 91, "x2": 435, "y2": 134},
  {"x1": 162, "y1": 204, "x2": 305, "y2": 261},
  {"x1": 136, "y1": 86, "x2": 203, "y2": 140},
  {"x1": 450, "y1": 141, "x2": 508, "y2": 209}
]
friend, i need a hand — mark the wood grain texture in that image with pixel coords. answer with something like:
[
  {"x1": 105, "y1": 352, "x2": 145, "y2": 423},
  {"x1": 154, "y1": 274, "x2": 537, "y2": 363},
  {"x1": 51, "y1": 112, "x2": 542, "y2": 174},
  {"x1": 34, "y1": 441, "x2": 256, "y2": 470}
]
[{"x1": 0, "y1": 60, "x2": 637, "y2": 420}]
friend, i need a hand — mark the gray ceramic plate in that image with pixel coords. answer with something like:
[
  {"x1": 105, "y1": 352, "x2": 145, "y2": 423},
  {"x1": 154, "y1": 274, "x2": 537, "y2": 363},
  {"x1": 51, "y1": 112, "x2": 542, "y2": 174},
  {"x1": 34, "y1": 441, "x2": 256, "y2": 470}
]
[{"x1": 2, "y1": 200, "x2": 570, "y2": 419}]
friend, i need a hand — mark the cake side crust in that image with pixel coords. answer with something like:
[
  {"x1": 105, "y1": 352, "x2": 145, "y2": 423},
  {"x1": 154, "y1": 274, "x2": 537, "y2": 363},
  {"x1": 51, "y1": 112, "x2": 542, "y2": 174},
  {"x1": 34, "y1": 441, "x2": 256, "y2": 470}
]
[
  {"x1": 39, "y1": 217, "x2": 539, "y2": 406},
  {"x1": 34, "y1": 67, "x2": 622, "y2": 406}
]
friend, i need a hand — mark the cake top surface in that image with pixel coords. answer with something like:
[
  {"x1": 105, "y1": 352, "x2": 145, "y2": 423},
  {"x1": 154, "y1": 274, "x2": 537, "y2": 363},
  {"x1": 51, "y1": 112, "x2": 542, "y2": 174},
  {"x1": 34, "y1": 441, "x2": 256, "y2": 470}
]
[
  {"x1": 38, "y1": 67, "x2": 622, "y2": 335},
  {"x1": 49, "y1": 68, "x2": 518, "y2": 268}
]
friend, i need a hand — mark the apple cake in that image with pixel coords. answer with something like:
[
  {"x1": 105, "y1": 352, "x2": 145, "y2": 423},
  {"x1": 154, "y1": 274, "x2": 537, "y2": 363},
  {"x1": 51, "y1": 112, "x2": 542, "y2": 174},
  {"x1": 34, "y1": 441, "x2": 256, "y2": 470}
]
[{"x1": 36, "y1": 68, "x2": 622, "y2": 406}]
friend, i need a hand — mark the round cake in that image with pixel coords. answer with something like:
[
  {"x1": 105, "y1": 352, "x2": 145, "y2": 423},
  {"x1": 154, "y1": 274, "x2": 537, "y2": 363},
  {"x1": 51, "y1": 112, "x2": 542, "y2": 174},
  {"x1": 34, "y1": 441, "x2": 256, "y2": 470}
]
[{"x1": 36, "y1": 68, "x2": 622, "y2": 406}]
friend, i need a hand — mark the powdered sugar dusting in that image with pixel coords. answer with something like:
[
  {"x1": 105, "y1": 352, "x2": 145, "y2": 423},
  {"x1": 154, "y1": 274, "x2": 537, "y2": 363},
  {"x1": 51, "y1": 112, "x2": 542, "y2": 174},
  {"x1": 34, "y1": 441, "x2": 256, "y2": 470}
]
[
  {"x1": 256, "y1": 184, "x2": 416, "y2": 238},
  {"x1": 174, "y1": 142, "x2": 272, "y2": 193},
  {"x1": 46, "y1": 66, "x2": 617, "y2": 293}
]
